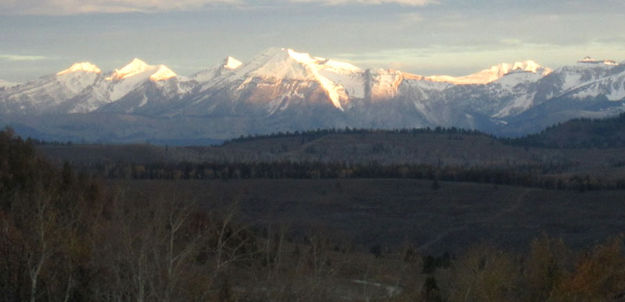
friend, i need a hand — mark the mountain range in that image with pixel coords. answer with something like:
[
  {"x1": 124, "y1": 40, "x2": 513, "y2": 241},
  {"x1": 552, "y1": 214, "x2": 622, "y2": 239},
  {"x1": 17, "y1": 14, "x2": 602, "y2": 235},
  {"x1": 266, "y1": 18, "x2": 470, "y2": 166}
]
[{"x1": 1, "y1": 48, "x2": 624, "y2": 143}]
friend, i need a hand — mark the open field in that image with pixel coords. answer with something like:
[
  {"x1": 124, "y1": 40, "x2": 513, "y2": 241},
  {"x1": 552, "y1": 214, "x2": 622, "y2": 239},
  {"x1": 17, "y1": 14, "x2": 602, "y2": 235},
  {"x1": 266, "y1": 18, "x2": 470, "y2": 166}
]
[{"x1": 115, "y1": 178, "x2": 625, "y2": 255}]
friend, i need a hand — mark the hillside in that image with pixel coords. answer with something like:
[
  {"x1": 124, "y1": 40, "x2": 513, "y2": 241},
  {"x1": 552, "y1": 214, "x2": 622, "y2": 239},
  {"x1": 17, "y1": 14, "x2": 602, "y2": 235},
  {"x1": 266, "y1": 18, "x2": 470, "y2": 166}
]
[{"x1": 512, "y1": 113, "x2": 625, "y2": 148}]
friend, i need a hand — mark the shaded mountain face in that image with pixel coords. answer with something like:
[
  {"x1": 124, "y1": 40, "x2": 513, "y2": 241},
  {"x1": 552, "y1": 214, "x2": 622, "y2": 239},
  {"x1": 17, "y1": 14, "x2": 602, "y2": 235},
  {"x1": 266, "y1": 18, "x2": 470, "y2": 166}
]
[{"x1": 0, "y1": 49, "x2": 624, "y2": 142}]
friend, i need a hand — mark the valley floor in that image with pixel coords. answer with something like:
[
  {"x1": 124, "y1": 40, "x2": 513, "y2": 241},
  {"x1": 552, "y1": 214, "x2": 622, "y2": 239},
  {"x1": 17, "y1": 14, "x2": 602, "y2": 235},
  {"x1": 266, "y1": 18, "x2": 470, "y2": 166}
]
[{"x1": 114, "y1": 178, "x2": 625, "y2": 254}]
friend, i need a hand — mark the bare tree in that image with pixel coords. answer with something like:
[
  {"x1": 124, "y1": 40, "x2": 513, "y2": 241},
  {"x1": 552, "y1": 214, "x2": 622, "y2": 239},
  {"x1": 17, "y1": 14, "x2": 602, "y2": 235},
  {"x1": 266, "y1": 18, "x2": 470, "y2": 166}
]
[
  {"x1": 443, "y1": 244, "x2": 521, "y2": 302},
  {"x1": 21, "y1": 188, "x2": 59, "y2": 302}
]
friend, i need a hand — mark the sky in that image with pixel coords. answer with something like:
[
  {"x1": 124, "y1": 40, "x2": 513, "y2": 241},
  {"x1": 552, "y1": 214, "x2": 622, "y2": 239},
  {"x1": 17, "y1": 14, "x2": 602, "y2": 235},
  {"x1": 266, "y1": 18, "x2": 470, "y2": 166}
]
[{"x1": 1, "y1": 0, "x2": 624, "y2": 81}]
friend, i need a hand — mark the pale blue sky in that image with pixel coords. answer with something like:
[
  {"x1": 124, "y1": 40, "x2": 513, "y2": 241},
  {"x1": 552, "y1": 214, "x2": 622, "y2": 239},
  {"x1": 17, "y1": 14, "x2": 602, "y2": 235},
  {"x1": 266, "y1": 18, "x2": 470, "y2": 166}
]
[{"x1": 1, "y1": 0, "x2": 624, "y2": 81}]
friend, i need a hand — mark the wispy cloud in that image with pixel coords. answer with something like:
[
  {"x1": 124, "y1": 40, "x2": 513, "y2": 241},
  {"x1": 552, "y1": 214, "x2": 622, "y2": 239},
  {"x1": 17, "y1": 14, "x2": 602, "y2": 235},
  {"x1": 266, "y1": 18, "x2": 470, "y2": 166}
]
[
  {"x1": 398, "y1": 12, "x2": 424, "y2": 25},
  {"x1": 291, "y1": 0, "x2": 436, "y2": 6},
  {"x1": 0, "y1": 0, "x2": 437, "y2": 15},
  {"x1": 331, "y1": 38, "x2": 625, "y2": 76},
  {"x1": 0, "y1": 54, "x2": 48, "y2": 61},
  {"x1": 0, "y1": 0, "x2": 243, "y2": 15}
]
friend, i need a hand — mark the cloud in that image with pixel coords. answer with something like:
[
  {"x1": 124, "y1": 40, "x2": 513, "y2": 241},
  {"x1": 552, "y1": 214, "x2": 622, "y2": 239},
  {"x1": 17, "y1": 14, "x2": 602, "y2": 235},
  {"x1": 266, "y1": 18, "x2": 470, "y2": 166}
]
[
  {"x1": 0, "y1": 0, "x2": 242, "y2": 15},
  {"x1": 398, "y1": 12, "x2": 424, "y2": 25},
  {"x1": 0, "y1": 0, "x2": 436, "y2": 15},
  {"x1": 291, "y1": 0, "x2": 436, "y2": 6},
  {"x1": 0, "y1": 54, "x2": 48, "y2": 61}
]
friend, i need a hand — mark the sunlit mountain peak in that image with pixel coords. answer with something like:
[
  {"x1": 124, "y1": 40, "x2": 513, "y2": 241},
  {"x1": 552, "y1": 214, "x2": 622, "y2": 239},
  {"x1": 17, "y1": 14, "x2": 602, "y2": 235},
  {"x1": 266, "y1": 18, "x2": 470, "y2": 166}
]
[
  {"x1": 285, "y1": 48, "x2": 320, "y2": 65},
  {"x1": 426, "y1": 60, "x2": 552, "y2": 85},
  {"x1": 0, "y1": 79, "x2": 19, "y2": 88},
  {"x1": 578, "y1": 56, "x2": 618, "y2": 66},
  {"x1": 108, "y1": 58, "x2": 151, "y2": 80},
  {"x1": 107, "y1": 58, "x2": 176, "y2": 82},
  {"x1": 506, "y1": 60, "x2": 551, "y2": 75},
  {"x1": 282, "y1": 48, "x2": 362, "y2": 73},
  {"x1": 243, "y1": 48, "x2": 364, "y2": 111},
  {"x1": 56, "y1": 62, "x2": 102, "y2": 76},
  {"x1": 254, "y1": 48, "x2": 361, "y2": 74},
  {"x1": 223, "y1": 56, "x2": 242, "y2": 70},
  {"x1": 149, "y1": 65, "x2": 177, "y2": 81}
]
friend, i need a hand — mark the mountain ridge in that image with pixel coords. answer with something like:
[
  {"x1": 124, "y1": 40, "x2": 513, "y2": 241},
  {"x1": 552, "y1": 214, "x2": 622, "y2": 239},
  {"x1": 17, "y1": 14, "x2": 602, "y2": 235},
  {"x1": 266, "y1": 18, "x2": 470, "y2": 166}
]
[
  {"x1": 426, "y1": 60, "x2": 552, "y2": 85},
  {"x1": 1, "y1": 48, "x2": 624, "y2": 142}
]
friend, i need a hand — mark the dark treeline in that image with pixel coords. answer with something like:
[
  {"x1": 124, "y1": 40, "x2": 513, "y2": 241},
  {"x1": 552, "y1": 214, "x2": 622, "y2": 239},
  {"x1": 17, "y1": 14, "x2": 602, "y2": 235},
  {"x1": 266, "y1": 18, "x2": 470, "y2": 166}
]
[
  {"x1": 94, "y1": 160, "x2": 625, "y2": 191},
  {"x1": 224, "y1": 113, "x2": 625, "y2": 150},
  {"x1": 2, "y1": 128, "x2": 625, "y2": 301},
  {"x1": 26, "y1": 137, "x2": 73, "y2": 146},
  {"x1": 224, "y1": 127, "x2": 489, "y2": 145}
]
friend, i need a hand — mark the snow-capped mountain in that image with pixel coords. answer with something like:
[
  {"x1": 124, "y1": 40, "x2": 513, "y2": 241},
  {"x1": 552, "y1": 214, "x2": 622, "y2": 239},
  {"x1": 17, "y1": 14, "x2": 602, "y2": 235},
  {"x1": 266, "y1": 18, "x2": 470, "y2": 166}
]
[
  {"x1": 568, "y1": 66, "x2": 625, "y2": 101},
  {"x1": 0, "y1": 48, "x2": 624, "y2": 142},
  {"x1": 0, "y1": 59, "x2": 191, "y2": 115},
  {"x1": 551, "y1": 58, "x2": 625, "y2": 100},
  {"x1": 483, "y1": 58, "x2": 624, "y2": 135},
  {"x1": 0, "y1": 62, "x2": 102, "y2": 114},
  {"x1": 190, "y1": 48, "x2": 365, "y2": 112},
  {"x1": 93, "y1": 59, "x2": 196, "y2": 114},
  {"x1": 186, "y1": 49, "x2": 448, "y2": 117}
]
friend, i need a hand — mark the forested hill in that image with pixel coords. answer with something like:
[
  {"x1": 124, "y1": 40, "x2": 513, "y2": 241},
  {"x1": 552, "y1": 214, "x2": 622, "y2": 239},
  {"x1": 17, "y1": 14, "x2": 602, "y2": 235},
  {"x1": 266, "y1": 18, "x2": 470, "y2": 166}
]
[
  {"x1": 37, "y1": 128, "x2": 545, "y2": 167},
  {"x1": 224, "y1": 115, "x2": 625, "y2": 150},
  {"x1": 36, "y1": 125, "x2": 625, "y2": 175},
  {"x1": 511, "y1": 113, "x2": 625, "y2": 148}
]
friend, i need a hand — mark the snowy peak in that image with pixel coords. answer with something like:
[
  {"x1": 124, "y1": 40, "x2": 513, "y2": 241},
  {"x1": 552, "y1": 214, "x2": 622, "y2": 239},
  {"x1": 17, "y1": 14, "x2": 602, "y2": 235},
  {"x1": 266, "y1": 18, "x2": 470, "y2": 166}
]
[
  {"x1": 427, "y1": 60, "x2": 552, "y2": 85},
  {"x1": 494, "y1": 69, "x2": 545, "y2": 87},
  {"x1": 192, "y1": 56, "x2": 243, "y2": 83},
  {"x1": 150, "y1": 65, "x2": 177, "y2": 82},
  {"x1": 109, "y1": 58, "x2": 152, "y2": 80},
  {"x1": 283, "y1": 48, "x2": 362, "y2": 74},
  {"x1": 505, "y1": 60, "x2": 551, "y2": 75},
  {"x1": 0, "y1": 80, "x2": 19, "y2": 89},
  {"x1": 99, "y1": 59, "x2": 179, "y2": 103},
  {"x1": 53, "y1": 62, "x2": 102, "y2": 95},
  {"x1": 231, "y1": 48, "x2": 365, "y2": 111},
  {"x1": 577, "y1": 56, "x2": 618, "y2": 66},
  {"x1": 108, "y1": 58, "x2": 177, "y2": 82},
  {"x1": 240, "y1": 48, "x2": 315, "y2": 80},
  {"x1": 241, "y1": 48, "x2": 361, "y2": 80},
  {"x1": 57, "y1": 62, "x2": 102, "y2": 76},
  {"x1": 223, "y1": 56, "x2": 242, "y2": 70}
]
